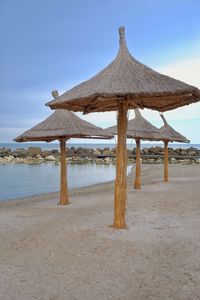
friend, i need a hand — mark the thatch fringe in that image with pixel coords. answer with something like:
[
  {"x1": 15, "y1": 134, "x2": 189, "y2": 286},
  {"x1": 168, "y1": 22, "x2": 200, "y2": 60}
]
[{"x1": 14, "y1": 109, "x2": 113, "y2": 142}]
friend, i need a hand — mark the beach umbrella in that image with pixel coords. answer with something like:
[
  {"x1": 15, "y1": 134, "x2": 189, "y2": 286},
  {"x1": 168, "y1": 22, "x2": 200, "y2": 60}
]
[
  {"x1": 14, "y1": 91, "x2": 113, "y2": 205},
  {"x1": 47, "y1": 27, "x2": 200, "y2": 229},
  {"x1": 106, "y1": 108, "x2": 165, "y2": 190},
  {"x1": 159, "y1": 113, "x2": 189, "y2": 182}
]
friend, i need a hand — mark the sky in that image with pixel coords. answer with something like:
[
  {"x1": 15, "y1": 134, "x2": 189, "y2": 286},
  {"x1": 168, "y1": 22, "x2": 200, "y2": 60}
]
[{"x1": 0, "y1": 0, "x2": 200, "y2": 143}]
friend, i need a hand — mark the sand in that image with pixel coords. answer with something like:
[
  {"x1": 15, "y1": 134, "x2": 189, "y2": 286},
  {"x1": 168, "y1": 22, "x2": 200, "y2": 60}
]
[{"x1": 0, "y1": 164, "x2": 200, "y2": 300}]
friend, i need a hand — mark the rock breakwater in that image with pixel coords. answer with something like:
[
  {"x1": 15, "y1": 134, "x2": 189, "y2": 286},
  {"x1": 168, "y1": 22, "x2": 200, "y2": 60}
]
[{"x1": 0, "y1": 146, "x2": 200, "y2": 165}]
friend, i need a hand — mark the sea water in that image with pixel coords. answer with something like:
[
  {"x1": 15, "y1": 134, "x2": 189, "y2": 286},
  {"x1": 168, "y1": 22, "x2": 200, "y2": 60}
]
[{"x1": 0, "y1": 163, "x2": 122, "y2": 201}]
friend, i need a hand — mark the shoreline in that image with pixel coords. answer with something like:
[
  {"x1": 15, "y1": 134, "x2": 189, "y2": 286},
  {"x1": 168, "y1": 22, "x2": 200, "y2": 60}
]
[
  {"x1": 0, "y1": 164, "x2": 133, "y2": 203},
  {"x1": 0, "y1": 174, "x2": 118, "y2": 206}
]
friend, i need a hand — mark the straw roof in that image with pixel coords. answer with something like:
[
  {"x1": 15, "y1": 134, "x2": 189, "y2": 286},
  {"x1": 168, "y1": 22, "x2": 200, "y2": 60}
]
[
  {"x1": 47, "y1": 27, "x2": 200, "y2": 113},
  {"x1": 14, "y1": 107, "x2": 113, "y2": 142},
  {"x1": 106, "y1": 109, "x2": 163, "y2": 141},
  {"x1": 159, "y1": 114, "x2": 189, "y2": 143}
]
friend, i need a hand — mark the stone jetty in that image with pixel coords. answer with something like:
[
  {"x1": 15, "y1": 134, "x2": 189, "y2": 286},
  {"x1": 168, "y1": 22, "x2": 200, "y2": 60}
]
[{"x1": 0, "y1": 146, "x2": 200, "y2": 165}]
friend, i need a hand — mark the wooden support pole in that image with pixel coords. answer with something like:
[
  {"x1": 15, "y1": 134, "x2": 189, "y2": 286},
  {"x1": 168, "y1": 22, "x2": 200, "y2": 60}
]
[
  {"x1": 134, "y1": 139, "x2": 141, "y2": 190},
  {"x1": 59, "y1": 139, "x2": 69, "y2": 205},
  {"x1": 164, "y1": 140, "x2": 169, "y2": 182},
  {"x1": 113, "y1": 103, "x2": 128, "y2": 229}
]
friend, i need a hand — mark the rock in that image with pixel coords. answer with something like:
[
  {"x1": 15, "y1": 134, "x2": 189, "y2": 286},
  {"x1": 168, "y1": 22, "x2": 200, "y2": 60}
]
[
  {"x1": 51, "y1": 149, "x2": 59, "y2": 155},
  {"x1": 180, "y1": 150, "x2": 187, "y2": 156},
  {"x1": 12, "y1": 148, "x2": 27, "y2": 158},
  {"x1": 15, "y1": 157, "x2": 25, "y2": 163},
  {"x1": 42, "y1": 150, "x2": 52, "y2": 157},
  {"x1": 168, "y1": 148, "x2": 177, "y2": 156},
  {"x1": 4, "y1": 155, "x2": 14, "y2": 162},
  {"x1": 96, "y1": 158, "x2": 104, "y2": 164},
  {"x1": 195, "y1": 159, "x2": 200, "y2": 164},
  {"x1": 45, "y1": 155, "x2": 56, "y2": 161},
  {"x1": 156, "y1": 158, "x2": 163, "y2": 164},
  {"x1": 175, "y1": 148, "x2": 182, "y2": 155},
  {"x1": 70, "y1": 157, "x2": 89, "y2": 164},
  {"x1": 74, "y1": 147, "x2": 86, "y2": 156},
  {"x1": 66, "y1": 157, "x2": 72, "y2": 161},
  {"x1": 93, "y1": 149, "x2": 102, "y2": 156},
  {"x1": 152, "y1": 146, "x2": 162, "y2": 154},
  {"x1": 147, "y1": 146, "x2": 161, "y2": 154},
  {"x1": 170, "y1": 158, "x2": 177, "y2": 163},
  {"x1": 128, "y1": 158, "x2": 135, "y2": 163},
  {"x1": 0, "y1": 147, "x2": 12, "y2": 157},
  {"x1": 102, "y1": 149, "x2": 112, "y2": 156},
  {"x1": 68, "y1": 147, "x2": 75, "y2": 157},
  {"x1": 179, "y1": 159, "x2": 191, "y2": 164},
  {"x1": 187, "y1": 151, "x2": 196, "y2": 156},
  {"x1": 143, "y1": 158, "x2": 155, "y2": 164},
  {"x1": 28, "y1": 147, "x2": 42, "y2": 156},
  {"x1": 142, "y1": 147, "x2": 149, "y2": 154},
  {"x1": 36, "y1": 154, "x2": 44, "y2": 161},
  {"x1": 104, "y1": 157, "x2": 113, "y2": 164},
  {"x1": 111, "y1": 148, "x2": 116, "y2": 154}
]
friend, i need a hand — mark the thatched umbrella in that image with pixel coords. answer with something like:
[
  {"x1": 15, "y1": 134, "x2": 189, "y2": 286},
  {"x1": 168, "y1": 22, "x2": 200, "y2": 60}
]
[
  {"x1": 47, "y1": 27, "x2": 199, "y2": 228},
  {"x1": 14, "y1": 91, "x2": 113, "y2": 205},
  {"x1": 106, "y1": 108, "x2": 165, "y2": 190},
  {"x1": 159, "y1": 113, "x2": 189, "y2": 182}
]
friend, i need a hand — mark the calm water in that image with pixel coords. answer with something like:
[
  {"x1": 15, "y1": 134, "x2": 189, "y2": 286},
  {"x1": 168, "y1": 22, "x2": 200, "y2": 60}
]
[
  {"x1": 0, "y1": 142, "x2": 199, "y2": 201},
  {"x1": 0, "y1": 163, "x2": 130, "y2": 201}
]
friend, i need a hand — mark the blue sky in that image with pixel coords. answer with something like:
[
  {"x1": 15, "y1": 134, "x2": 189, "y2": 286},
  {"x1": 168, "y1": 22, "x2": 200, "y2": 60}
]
[{"x1": 0, "y1": 0, "x2": 200, "y2": 143}]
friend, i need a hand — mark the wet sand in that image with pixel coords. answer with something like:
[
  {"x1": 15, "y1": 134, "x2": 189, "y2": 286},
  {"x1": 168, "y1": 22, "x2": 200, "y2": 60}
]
[{"x1": 0, "y1": 164, "x2": 200, "y2": 300}]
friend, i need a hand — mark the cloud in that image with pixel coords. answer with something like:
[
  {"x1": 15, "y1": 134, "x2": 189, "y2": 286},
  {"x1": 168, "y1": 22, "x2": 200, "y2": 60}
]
[
  {"x1": 0, "y1": 127, "x2": 28, "y2": 142},
  {"x1": 154, "y1": 55, "x2": 200, "y2": 121}
]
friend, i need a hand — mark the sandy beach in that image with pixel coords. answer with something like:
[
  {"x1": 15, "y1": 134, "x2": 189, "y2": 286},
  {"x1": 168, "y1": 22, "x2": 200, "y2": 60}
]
[{"x1": 0, "y1": 164, "x2": 200, "y2": 300}]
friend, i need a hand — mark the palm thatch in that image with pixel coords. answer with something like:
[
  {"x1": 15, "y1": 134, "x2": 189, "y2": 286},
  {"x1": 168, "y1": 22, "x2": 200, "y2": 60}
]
[
  {"x1": 47, "y1": 27, "x2": 200, "y2": 113},
  {"x1": 106, "y1": 108, "x2": 163, "y2": 141},
  {"x1": 14, "y1": 109, "x2": 113, "y2": 142},
  {"x1": 159, "y1": 114, "x2": 189, "y2": 143}
]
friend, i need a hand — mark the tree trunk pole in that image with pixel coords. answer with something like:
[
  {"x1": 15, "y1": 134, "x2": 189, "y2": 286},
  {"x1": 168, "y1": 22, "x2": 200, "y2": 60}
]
[
  {"x1": 134, "y1": 139, "x2": 141, "y2": 190},
  {"x1": 59, "y1": 139, "x2": 69, "y2": 205},
  {"x1": 164, "y1": 140, "x2": 169, "y2": 182},
  {"x1": 113, "y1": 103, "x2": 128, "y2": 229}
]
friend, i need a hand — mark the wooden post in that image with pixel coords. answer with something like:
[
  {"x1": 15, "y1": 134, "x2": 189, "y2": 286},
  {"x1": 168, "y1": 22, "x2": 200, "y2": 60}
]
[
  {"x1": 164, "y1": 140, "x2": 169, "y2": 182},
  {"x1": 113, "y1": 103, "x2": 128, "y2": 229},
  {"x1": 134, "y1": 139, "x2": 141, "y2": 190},
  {"x1": 59, "y1": 139, "x2": 69, "y2": 205}
]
